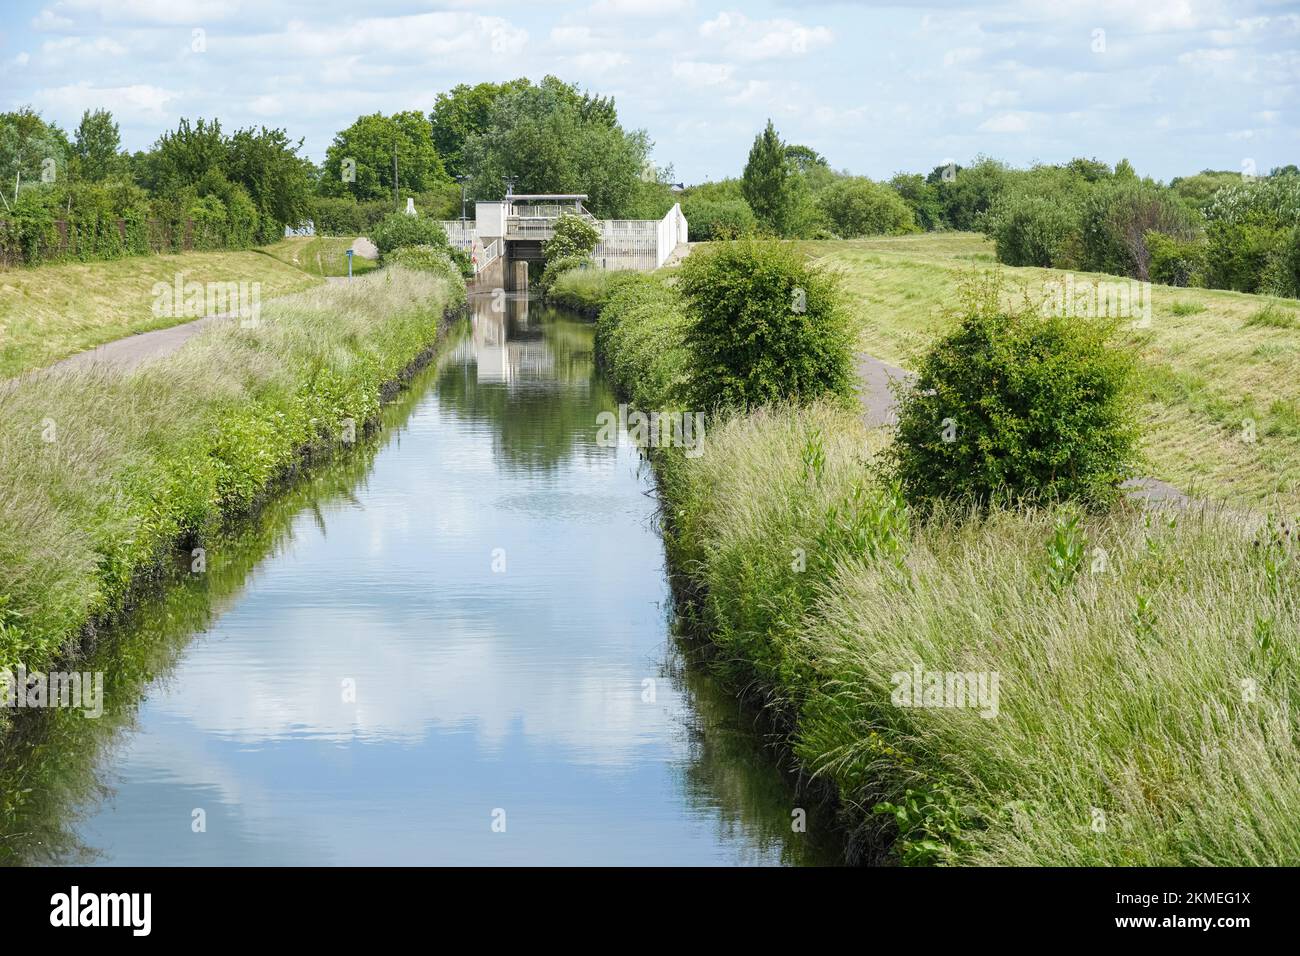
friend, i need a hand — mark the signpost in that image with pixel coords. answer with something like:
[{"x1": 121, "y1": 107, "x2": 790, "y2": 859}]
[{"x1": 346, "y1": 248, "x2": 354, "y2": 279}]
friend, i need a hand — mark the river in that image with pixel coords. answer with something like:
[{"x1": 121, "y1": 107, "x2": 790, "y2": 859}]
[{"x1": 0, "y1": 291, "x2": 839, "y2": 866}]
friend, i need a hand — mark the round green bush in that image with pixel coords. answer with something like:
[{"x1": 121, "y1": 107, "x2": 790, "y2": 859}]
[
  {"x1": 384, "y1": 244, "x2": 467, "y2": 289},
  {"x1": 680, "y1": 197, "x2": 758, "y2": 241},
  {"x1": 890, "y1": 274, "x2": 1140, "y2": 508},
  {"x1": 675, "y1": 239, "x2": 856, "y2": 411},
  {"x1": 369, "y1": 213, "x2": 450, "y2": 257},
  {"x1": 816, "y1": 177, "x2": 916, "y2": 238}
]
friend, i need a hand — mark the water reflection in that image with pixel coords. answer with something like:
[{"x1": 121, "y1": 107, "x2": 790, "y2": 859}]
[{"x1": 0, "y1": 293, "x2": 840, "y2": 866}]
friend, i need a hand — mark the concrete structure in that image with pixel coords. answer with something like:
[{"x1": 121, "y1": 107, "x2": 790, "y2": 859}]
[{"x1": 440, "y1": 194, "x2": 688, "y2": 289}]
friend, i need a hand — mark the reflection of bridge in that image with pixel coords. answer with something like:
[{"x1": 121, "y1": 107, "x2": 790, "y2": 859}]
[
  {"x1": 441, "y1": 194, "x2": 688, "y2": 290},
  {"x1": 453, "y1": 294, "x2": 556, "y2": 384}
]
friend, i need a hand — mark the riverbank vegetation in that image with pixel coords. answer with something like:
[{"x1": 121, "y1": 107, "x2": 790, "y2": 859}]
[
  {"x1": 0, "y1": 262, "x2": 465, "y2": 728},
  {"x1": 585, "y1": 240, "x2": 1300, "y2": 865},
  {"x1": 806, "y1": 233, "x2": 1300, "y2": 512},
  {"x1": 0, "y1": 249, "x2": 321, "y2": 377},
  {"x1": 659, "y1": 401, "x2": 1299, "y2": 865}
]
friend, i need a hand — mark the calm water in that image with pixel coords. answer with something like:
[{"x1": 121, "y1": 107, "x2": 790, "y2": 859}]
[{"x1": 0, "y1": 293, "x2": 839, "y2": 866}]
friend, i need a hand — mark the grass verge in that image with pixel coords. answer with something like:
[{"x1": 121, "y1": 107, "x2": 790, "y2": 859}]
[
  {"x1": 258, "y1": 236, "x2": 379, "y2": 278},
  {"x1": 0, "y1": 250, "x2": 323, "y2": 378},
  {"x1": 590, "y1": 268, "x2": 1300, "y2": 865},
  {"x1": 546, "y1": 267, "x2": 640, "y2": 315},
  {"x1": 801, "y1": 233, "x2": 1300, "y2": 511},
  {"x1": 0, "y1": 264, "x2": 464, "y2": 719}
]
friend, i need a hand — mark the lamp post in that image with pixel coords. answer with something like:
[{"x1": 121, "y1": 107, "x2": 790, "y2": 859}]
[{"x1": 455, "y1": 174, "x2": 468, "y2": 223}]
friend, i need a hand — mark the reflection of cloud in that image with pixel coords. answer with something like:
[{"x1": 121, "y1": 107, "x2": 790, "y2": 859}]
[{"x1": 143, "y1": 367, "x2": 686, "y2": 768}]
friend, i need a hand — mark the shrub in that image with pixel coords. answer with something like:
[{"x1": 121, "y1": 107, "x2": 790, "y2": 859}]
[
  {"x1": 547, "y1": 268, "x2": 639, "y2": 314},
  {"x1": 816, "y1": 177, "x2": 916, "y2": 237},
  {"x1": 384, "y1": 244, "x2": 470, "y2": 291},
  {"x1": 369, "y1": 212, "x2": 450, "y2": 257},
  {"x1": 538, "y1": 253, "x2": 592, "y2": 292},
  {"x1": 983, "y1": 185, "x2": 1081, "y2": 267},
  {"x1": 1202, "y1": 175, "x2": 1300, "y2": 293},
  {"x1": 1203, "y1": 221, "x2": 1286, "y2": 293},
  {"x1": 1145, "y1": 230, "x2": 1206, "y2": 287},
  {"x1": 680, "y1": 197, "x2": 758, "y2": 240},
  {"x1": 595, "y1": 274, "x2": 692, "y2": 409},
  {"x1": 1261, "y1": 226, "x2": 1300, "y2": 299},
  {"x1": 683, "y1": 197, "x2": 759, "y2": 240},
  {"x1": 1079, "y1": 179, "x2": 1199, "y2": 279},
  {"x1": 308, "y1": 196, "x2": 392, "y2": 236},
  {"x1": 675, "y1": 239, "x2": 856, "y2": 411},
  {"x1": 890, "y1": 273, "x2": 1140, "y2": 508},
  {"x1": 544, "y1": 212, "x2": 601, "y2": 262}
]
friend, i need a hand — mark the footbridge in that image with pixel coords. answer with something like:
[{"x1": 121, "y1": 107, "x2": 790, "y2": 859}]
[{"x1": 441, "y1": 194, "x2": 688, "y2": 290}]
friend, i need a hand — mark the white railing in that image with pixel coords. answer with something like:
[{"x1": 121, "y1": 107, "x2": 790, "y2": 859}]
[
  {"x1": 476, "y1": 238, "x2": 502, "y2": 273},
  {"x1": 591, "y1": 204, "x2": 688, "y2": 271},
  {"x1": 437, "y1": 203, "x2": 689, "y2": 273},
  {"x1": 505, "y1": 217, "x2": 558, "y2": 239},
  {"x1": 440, "y1": 220, "x2": 476, "y2": 250}
]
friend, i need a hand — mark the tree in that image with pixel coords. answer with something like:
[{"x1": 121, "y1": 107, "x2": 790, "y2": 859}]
[
  {"x1": 72, "y1": 109, "x2": 123, "y2": 182},
  {"x1": 145, "y1": 117, "x2": 227, "y2": 191},
  {"x1": 459, "y1": 77, "x2": 648, "y2": 218},
  {"x1": 319, "y1": 112, "x2": 449, "y2": 203},
  {"x1": 889, "y1": 173, "x2": 942, "y2": 230},
  {"x1": 431, "y1": 79, "x2": 532, "y2": 178},
  {"x1": 928, "y1": 156, "x2": 1008, "y2": 230},
  {"x1": 784, "y1": 144, "x2": 827, "y2": 175},
  {"x1": 225, "y1": 126, "x2": 314, "y2": 240},
  {"x1": 0, "y1": 108, "x2": 69, "y2": 210},
  {"x1": 742, "y1": 120, "x2": 793, "y2": 235}
]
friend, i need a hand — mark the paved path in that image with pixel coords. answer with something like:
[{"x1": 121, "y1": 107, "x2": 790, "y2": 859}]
[
  {"x1": 855, "y1": 350, "x2": 1193, "y2": 509},
  {"x1": 46, "y1": 277, "x2": 349, "y2": 377}
]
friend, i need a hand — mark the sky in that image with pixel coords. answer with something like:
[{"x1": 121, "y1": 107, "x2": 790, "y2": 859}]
[{"x1": 0, "y1": 0, "x2": 1296, "y2": 185}]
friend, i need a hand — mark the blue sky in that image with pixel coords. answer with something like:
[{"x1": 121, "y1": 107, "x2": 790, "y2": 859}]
[{"x1": 0, "y1": 0, "x2": 1296, "y2": 184}]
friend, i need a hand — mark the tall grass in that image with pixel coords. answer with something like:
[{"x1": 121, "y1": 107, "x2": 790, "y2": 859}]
[
  {"x1": 0, "y1": 250, "x2": 322, "y2": 378},
  {"x1": 658, "y1": 400, "x2": 1300, "y2": 864},
  {"x1": 546, "y1": 268, "x2": 640, "y2": 315},
  {"x1": 0, "y1": 265, "x2": 463, "y2": 703}
]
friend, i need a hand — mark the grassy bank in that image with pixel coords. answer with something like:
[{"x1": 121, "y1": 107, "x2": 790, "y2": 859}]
[
  {"x1": 259, "y1": 236, "x2": 379, "y2": 278},
  {"x1": 546, "y1": 268, "x2": 638, "y2": 315},
  {"x1": 0, "y1": 250, "x2": 323, "y2": 378},
  {"x1": 0, "y1": 264, "x2": 464, "y2": 710},
  {"x1": 591, "y1": 266, "x2": 1300, "y2": 865},
  {"x1": 805, "y1": 233, "x2": 1300, "y2": 511}
]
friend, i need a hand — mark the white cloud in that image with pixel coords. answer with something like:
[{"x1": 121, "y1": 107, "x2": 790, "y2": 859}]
[
  {"x1": 590, "y1": 0, "x2": 693, "y2": 16},
  {"x1": 979, "y1": 112, "x2": 1031, "y2": 132},
  {"x1": 32, "y1": 81, "x2": 179, "y2": 120},
  {"x1": 60, "y1": 0, "x2": 241, "y2": 24},
  {"x1": 565, "y1": 51, "x2": 631, "y2": 75},
  {"x1": 32, "y1": 8, "x2": 75, "y2": 31},
  {"x1": 264, "y1": 14, "x2": 527, "y2": 61},
  {"x1": 671, "y1": 60, "x2": 735, "y2": 87},
  {"x1": 699, "y1": 11, "x2": 833, "y2": 60},
  {"x1": 41, "y1": 35, "x2": 128, "y2": 57}
]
